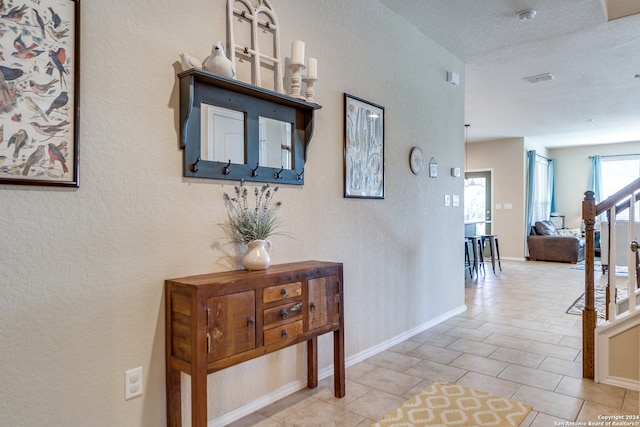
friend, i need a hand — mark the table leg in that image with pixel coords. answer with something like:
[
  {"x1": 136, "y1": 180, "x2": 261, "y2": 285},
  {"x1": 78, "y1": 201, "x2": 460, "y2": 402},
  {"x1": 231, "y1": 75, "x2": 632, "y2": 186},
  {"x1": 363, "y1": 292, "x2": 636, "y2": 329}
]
[
  {"x1": 471, "y1": 238, "x2": 479, "y2": 277},
  {"x1": 307, "y1": 337, "x2": 318, "y2": 389},
  {"x1": 333, "y1": 328, "x2": 345, "y2": 398},
  {"x1": 489, "y1": 238, "x2": 496, "y2": 273},
  {"x1": 167, "y1": 368, "x2": 181, "y2": 427},
  {"x1": 192, "y1": 368, "x2": 208, "y2": 427}
]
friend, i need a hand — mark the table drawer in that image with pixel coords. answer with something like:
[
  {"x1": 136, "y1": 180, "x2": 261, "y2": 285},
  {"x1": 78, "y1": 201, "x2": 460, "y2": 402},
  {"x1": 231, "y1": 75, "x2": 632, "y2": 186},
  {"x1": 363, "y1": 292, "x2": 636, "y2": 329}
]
[
  {"x1": 263, "y1": 282, "x2": 302, "y2": 303},
  {"x1": 263, "y1": 320, "x2": 303, "y2": 346},
  {"x1": 263, "y1": 301, "x2": 302, "y2": 328}
]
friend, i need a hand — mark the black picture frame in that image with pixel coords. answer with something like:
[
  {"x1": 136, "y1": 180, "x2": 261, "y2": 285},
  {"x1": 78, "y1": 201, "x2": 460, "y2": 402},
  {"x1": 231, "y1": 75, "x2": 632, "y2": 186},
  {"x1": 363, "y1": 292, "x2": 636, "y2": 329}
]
[
  {"x1": 0, "y1": 0, "x2": 80, "y2": 187},
  {"x1": 344, "y1": 93, "x2": 384, "y2": 199}
]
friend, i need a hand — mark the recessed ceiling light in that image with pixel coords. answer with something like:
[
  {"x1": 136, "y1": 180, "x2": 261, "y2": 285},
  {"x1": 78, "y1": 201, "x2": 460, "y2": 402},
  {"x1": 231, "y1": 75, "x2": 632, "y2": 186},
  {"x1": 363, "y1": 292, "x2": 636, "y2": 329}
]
[{"x1": 517, "y1": 9, "x2": 537, "y2": 22}]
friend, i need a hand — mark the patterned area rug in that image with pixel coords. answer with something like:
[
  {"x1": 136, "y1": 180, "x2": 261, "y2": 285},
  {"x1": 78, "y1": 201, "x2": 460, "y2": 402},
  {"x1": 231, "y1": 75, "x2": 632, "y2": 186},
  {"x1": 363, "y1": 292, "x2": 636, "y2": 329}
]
[
  {"x1": 566, "y1": 286, "x2": 629, "y2": 319},
  {"x1": 570, "y1": 260, "x2": 628, "y2": 275},
  {"x1": 371, "y1": 380, "x2": 532, "y2": 427}
]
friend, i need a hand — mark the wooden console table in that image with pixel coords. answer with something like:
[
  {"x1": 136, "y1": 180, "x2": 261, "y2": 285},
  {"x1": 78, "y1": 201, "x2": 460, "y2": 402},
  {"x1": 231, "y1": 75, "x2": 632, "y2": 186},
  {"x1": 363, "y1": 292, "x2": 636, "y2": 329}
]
[{"x1": 165, "y1": 261, "x2": 345, "y2": 426}]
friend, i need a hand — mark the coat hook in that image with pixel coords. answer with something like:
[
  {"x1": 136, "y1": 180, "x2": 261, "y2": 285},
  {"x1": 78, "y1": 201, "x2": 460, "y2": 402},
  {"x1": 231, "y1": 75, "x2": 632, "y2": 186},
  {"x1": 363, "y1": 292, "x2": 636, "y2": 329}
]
[
  {"x1": 190, "y1": 155, "x2": 200, "y2": 173},
  {"x1": 250, "y1": 162, "x2": 259, "y2": 177},
  {"x1": 296, "y1": 168, "x2": 304, "y2": 181},
  {"x1": 222, "y1": 159, "x2": 232, "y2": 175},
  {"x1": 274, "y1": 166, "x2": 284, "y2": 179}
]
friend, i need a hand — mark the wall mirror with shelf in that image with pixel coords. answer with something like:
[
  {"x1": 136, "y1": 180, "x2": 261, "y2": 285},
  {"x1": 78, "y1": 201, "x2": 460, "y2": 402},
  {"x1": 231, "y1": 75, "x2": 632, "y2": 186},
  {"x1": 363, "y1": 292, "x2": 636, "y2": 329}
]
[{"x1": 179, "y1": 69, "x2": 321, "y2": 185}]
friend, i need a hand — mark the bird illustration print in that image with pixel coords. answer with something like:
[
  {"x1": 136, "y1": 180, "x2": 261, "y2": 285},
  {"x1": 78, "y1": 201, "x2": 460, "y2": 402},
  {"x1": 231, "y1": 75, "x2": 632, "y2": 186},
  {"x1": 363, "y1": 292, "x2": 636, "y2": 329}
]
[
  {"x1": 22, "y1": 144, "x2": 45, "y2": 175},
  {"x1": 0, "y1": 71, "x2": 12, "y2": 110},
  {"x1": 32, "y1": 9, "x2": 46, "y2": 39},
  {"x1": 25, "y1": 96, "x2": 49, "y2": 122},
  {"x1": 46, "y1": 26, "x2": 69, "y2": 42},
  {"x1": 12, "y1": 34, "x2": 44, "y2": 59},
  {"x1": 1, "y1": 4, "x2": 28, "y2": 22},
  {"x1": 0, "y1": 65, "x2": 24, "y2": 81},
  {"x1": 7, "y1": 129, "x2": 27, "y2": 158},
  {"x1": 0, "y1": 66, "x2": 24, "y2": 112},
  {"x1": 47, "y1": 48, "x2": 68, "y2": 87},
  {"x1": 29, "y1": 79, "x2": 59, "y2": 95},
  {"x1": 46, "y1": 91, "x2": 68, "y2": 116},
  {"x1": 48, "y1": 6, "x2": 61, "y2": 28},
  {"x1": 0, "y1": 1, "x2": 76, "y2": 183},
  {"x1": 48, "y1": 142, "x2": 67, "y2": 173},
  {"x1": 30, "y1": 120, "x2": 68, "y2": 138}
]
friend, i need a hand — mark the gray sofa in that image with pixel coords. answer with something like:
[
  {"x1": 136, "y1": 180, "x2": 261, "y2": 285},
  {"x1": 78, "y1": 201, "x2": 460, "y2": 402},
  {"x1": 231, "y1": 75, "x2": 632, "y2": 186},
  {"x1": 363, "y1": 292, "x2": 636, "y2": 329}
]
[{"x1": 528, "y1": 220, "x2": 585, "y2": 263}]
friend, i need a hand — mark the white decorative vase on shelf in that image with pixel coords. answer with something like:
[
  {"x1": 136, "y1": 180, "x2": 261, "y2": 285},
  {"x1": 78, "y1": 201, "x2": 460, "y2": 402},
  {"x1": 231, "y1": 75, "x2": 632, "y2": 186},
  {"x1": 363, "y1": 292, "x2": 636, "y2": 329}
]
[{"x1": 242, "y1": 240, "x2": 272, "y2": 270}]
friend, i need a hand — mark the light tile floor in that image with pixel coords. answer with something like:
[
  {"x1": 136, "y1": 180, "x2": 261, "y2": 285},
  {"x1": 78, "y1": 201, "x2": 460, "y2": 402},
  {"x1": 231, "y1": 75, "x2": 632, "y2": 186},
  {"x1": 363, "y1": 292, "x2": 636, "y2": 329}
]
[{"x1": 229, "y1": 260, "x2": 639, "y2": 426}]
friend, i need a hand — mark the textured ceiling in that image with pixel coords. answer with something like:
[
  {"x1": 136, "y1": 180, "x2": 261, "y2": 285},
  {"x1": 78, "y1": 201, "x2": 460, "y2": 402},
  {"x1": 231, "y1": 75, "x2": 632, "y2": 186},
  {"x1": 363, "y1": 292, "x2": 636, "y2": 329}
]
[{"x1": 378, "y1": 0, "x2": 640, "y2": 147}]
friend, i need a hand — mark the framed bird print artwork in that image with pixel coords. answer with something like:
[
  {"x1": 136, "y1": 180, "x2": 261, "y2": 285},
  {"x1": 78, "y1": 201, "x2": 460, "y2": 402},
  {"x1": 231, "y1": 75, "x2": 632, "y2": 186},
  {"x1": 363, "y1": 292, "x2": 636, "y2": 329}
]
[{"x1": 0, "y1": 0, "x2": 80, "y2": 187}]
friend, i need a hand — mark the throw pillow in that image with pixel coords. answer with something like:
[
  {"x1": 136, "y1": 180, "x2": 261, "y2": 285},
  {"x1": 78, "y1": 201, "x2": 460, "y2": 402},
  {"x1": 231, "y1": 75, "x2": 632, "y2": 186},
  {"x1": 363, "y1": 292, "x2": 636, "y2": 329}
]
[
  {"x1": 558, "y1": 228, "x2": 582, "y2": 238},
  {"x1": 535, "y1": 220, "x2": 559, "y2": 236}
]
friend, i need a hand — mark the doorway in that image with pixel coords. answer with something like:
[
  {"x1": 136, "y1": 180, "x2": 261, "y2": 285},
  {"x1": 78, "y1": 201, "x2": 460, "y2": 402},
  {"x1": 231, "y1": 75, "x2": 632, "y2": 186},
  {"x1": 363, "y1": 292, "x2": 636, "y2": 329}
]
[{"x1": 464, "y1": 170, "x2": 493, "y2": 236}]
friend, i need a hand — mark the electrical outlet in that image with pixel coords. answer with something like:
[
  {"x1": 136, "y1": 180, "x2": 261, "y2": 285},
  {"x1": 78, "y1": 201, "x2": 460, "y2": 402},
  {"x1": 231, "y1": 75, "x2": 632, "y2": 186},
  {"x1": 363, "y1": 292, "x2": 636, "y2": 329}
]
[{"x1": 125, "y1": 366, "x2": 143, "y2": 400}]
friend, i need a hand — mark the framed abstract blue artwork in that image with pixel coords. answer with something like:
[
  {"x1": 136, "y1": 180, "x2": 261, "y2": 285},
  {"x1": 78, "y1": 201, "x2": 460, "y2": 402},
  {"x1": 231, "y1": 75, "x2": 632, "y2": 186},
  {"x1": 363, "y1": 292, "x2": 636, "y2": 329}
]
[{"x1": 344, "y1": 93, "x2": 384, "y2": 199}]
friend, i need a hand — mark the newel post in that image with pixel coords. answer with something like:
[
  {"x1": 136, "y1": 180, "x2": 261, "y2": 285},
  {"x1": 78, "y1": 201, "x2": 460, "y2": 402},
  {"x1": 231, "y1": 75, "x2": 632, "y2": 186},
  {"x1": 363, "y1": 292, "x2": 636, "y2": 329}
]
[{"x1": 582, "y1": 190, "x2": 596, "y2": 379}]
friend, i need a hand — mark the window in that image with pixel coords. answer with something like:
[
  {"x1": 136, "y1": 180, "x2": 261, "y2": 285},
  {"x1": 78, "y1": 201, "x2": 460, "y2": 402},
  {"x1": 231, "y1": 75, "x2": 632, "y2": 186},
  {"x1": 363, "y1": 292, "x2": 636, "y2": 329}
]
[
  {"x1": 531, "y1": 156, "x2": 552, "y2": 223},
  {"x1": 601, "y1": 155, "x2": 640, "y2": 221}
]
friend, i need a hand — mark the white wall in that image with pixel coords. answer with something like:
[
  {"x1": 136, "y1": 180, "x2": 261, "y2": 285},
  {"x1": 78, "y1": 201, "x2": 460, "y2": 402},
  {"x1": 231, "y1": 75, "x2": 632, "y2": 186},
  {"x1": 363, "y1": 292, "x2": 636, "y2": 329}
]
[
  {"x1": 550, "y1": 140, "x2": 640, "y2": 228},
  {"x1": 0, "y1": 0, "x2": 465, "y2": 425}
]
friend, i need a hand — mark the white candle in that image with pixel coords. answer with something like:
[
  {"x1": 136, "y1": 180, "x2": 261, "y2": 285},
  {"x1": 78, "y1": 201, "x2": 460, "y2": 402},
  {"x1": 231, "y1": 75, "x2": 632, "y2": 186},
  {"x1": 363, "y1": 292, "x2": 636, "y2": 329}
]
[
  {"x1": 291, "y1": 40, "x2": 305, "y2": 64},
  {"x1": 307, "y1": 57, "x2": 317, "y2": 79}
]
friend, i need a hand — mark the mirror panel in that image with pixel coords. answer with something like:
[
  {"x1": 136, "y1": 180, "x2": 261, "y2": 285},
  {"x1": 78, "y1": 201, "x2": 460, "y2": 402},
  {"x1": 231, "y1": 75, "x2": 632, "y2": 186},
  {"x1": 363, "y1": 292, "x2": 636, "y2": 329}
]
[
  {"x1": 259, "y1": 117, "x2": 292, "y2": 169},
  {"x1": 178, "y1": 69, "x2": 321, "y2": 185},
  {"x1": 201, "y1": 104, "x2": 245, "y2": 163}
]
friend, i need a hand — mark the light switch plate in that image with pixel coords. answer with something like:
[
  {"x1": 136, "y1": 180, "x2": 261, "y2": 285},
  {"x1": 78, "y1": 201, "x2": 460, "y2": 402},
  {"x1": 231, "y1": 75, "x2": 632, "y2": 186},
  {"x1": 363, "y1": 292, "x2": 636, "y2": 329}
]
[{"x1": 444, "y1": 194, "x2": 451, "y2": 207}]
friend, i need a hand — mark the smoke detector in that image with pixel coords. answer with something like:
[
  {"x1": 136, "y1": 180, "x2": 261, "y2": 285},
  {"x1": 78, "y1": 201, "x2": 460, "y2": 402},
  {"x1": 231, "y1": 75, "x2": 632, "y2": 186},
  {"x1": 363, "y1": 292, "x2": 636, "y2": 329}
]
[{"x1": 517, "y1": 9, "x2": 537, "y2": 22}]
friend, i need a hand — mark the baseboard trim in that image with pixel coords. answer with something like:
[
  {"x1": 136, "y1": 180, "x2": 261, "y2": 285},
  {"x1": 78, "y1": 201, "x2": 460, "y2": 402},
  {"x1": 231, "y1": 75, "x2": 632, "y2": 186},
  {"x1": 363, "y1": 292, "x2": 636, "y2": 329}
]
[
  {"x1": 599, "y1": 375, "x2": 639, "y2": 392},
  {"x1": 208, "y1": 304, "x2": 467, "y2": 426}
]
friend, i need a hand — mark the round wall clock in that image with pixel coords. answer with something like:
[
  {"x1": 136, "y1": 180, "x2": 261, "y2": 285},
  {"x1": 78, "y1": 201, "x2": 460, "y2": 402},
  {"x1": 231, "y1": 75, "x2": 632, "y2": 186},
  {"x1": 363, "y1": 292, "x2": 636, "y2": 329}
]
[{"x1": 409, "y1": 146, "x2": 424, "y2": 175}]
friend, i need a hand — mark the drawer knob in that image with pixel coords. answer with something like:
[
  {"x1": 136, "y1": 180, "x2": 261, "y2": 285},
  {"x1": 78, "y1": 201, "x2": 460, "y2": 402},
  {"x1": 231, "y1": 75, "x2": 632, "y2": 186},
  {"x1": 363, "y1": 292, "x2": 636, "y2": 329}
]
[
  {"x1": 281, "y1": 329, "x2": 288, "y2": 339},
  {"x1": 281, "y1": 302, "x2": 302, "y2": 319},
  {"x1": 280, "y1": 288, "x2": 288, "y2": 298},
  {"x1": 247, "y1": 316, "x2": 255, "y2": 327},
  {"x1": 310, "y1": 301, "x2": 316, "y2": 311}
]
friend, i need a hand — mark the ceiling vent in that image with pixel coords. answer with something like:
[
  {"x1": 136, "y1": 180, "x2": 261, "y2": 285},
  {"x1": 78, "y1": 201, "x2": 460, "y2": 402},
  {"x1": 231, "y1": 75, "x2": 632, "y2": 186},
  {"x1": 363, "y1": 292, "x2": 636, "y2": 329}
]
[{"x1": 523, "y1": 73, "x2": 555, "y2": 83}]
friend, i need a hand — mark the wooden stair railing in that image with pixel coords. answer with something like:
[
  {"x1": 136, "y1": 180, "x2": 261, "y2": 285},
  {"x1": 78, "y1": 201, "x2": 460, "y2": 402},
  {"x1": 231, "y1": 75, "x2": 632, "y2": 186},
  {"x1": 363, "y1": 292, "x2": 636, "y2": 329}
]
[{"x1": 582, "y1": 176, "x2": 640, "y2": 379}]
